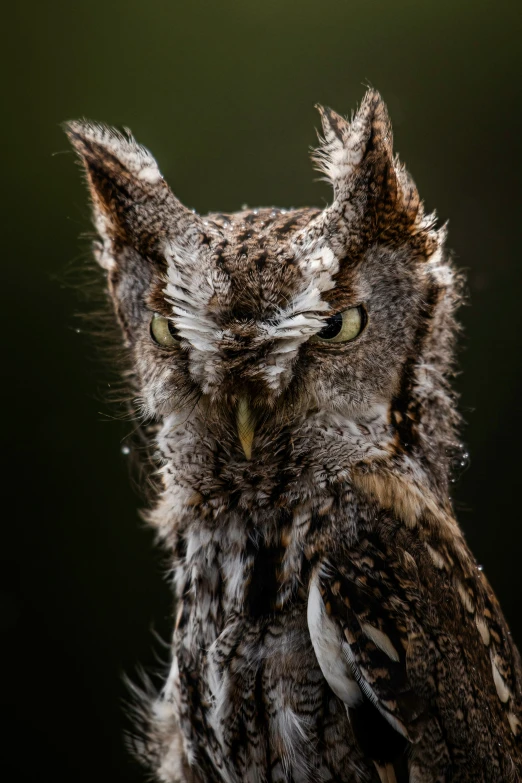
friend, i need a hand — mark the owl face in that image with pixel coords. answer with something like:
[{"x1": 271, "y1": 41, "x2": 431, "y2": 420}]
[
  {"x1": 67, "y1": 90, "x2": 450, "y2": 467},
  {"x1": 140, "y1": 213, "x2": 425, "y2": 437}
]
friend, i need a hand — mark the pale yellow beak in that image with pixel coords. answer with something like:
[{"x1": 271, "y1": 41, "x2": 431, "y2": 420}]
[{"x1": 236, "y1": 395, "x2": 256, "y2": 460}]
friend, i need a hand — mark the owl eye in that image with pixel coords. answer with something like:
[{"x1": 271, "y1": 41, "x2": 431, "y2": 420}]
[
  {"x1": 150, "y1": 313, "x2": 181, "y2": 347},
  {"x1": 313, "y1": 306, "x2": 366, "y2": 344}
]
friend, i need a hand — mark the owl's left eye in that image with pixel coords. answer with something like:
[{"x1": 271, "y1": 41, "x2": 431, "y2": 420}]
[
  {"x1": 150, "y1": 313, "x2": 181, "y2": 347},
  {"x1": 312, "y1": 306, "x2": 366, "y2": 344}
]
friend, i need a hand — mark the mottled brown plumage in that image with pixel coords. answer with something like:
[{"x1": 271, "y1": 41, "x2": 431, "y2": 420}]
[{"x1": 66, "y1": 90, "x2": 521, "y2": 782}]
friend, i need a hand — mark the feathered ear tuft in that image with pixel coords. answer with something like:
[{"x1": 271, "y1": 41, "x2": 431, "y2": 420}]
[
  {"x1": 312, "y1": 90, "x2": 441, "y2": 259},
  {"x1": 64, "y1": 120, "x2": 201, "y2": 267},
  {"x1": 312, "y1": 90, "x2": 392, "y2": 197},
  {"x1": 66, "y1": 120, "x2": 163, "y2": 185}
]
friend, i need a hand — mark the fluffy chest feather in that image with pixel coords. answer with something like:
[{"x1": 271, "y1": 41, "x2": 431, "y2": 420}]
[{"x1": 166, "y1": 509, "x2": 368, "y2": 783}]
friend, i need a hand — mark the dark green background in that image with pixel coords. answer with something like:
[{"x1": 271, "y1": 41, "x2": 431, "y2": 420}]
[{"x1": 3, "y1": 1, "x2": 522, "y2": 780}]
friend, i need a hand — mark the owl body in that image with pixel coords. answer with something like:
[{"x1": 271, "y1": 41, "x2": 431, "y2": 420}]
[
  {"x1": 151, "y1": 384, "x2": 519, "y2": 783},
  {"x1": 66, "y1": 92, "x2": 522, "y2": 782}
]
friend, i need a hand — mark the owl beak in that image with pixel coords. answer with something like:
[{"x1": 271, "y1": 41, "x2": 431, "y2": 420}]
[{"x1": 235, "y1": 395, "x2": 256, "y2": 460}]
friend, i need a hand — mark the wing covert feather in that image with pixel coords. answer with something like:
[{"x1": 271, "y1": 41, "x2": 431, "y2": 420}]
[{"x1": 307, "y1": 524, "x2": 522, "y2": 779}]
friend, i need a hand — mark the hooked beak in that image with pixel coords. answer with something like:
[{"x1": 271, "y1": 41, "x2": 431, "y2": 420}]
[{"x1": 235, "y1": 395, "x2": 256, "y2": 460}]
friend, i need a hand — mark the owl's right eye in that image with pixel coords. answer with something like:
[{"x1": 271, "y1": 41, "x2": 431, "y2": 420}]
[{"x1": 150, "y1": 313, "x2": 181, "y2": 347}]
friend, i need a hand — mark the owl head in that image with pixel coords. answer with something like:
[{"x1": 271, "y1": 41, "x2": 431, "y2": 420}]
[{"x1": 66, "y1": 90, "x2": 459, "y2": 491}]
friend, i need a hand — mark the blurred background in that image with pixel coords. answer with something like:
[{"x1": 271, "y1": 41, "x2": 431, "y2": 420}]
[{"x1": 3, "y1": 0, "x2": 521, "y2": 779}]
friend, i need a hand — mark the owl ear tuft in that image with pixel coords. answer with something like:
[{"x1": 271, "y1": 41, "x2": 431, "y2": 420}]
[
  {"x1": 312, "y1": 90, "x2": 392, "y2": 196},
  {"x1": 66, "y1": 120, "x2": 164, "y2": 186},
  {"x1": 65, "y1": 120, "x2": 200, "y2": 266},
  {"x1": 313, "y1": 90, "x2": 440, "y2": 258}
]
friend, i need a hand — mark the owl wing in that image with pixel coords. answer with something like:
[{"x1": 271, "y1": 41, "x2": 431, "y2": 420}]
[{"x1": 307, "y1": 529, "x2": 522, "y2": 781}]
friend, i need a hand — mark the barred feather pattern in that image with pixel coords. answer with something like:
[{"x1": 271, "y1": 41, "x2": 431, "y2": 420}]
[{"x1": 66, "y1": 90, "x2": 521, "y2": 782}]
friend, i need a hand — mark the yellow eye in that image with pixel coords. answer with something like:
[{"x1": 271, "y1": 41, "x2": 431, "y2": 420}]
[
  {"x1": 150, "y1": 313, "x2": 180, "y2": 347},
  {"x1": 312, "y1": 306, "x2": 366, "y2": 344}
]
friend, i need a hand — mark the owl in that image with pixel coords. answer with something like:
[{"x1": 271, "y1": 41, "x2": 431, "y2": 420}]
[{"x1": 66, "y1": 90, "x2": 522, "y2": 783}]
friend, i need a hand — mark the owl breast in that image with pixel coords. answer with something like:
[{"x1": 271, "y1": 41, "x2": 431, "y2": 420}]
[{"x1": 161, "y1": 511, "x2": 368, "y2": 783}]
